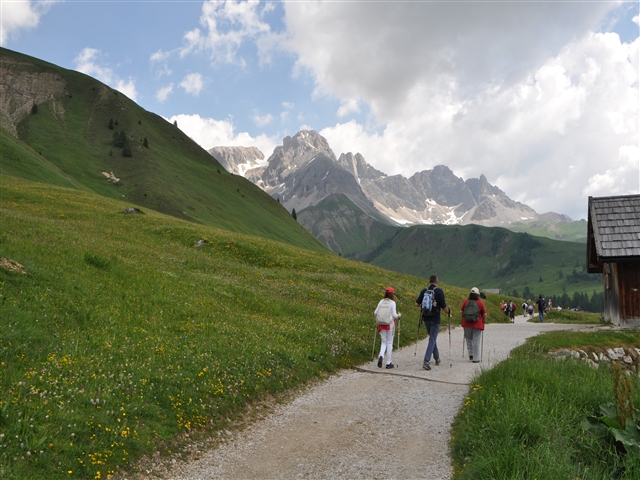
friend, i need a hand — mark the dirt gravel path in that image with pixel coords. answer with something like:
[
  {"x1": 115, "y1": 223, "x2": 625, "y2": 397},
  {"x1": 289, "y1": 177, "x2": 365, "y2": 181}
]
[{"x1": 134, "y1": 315, "x2": 600, "y2": 479}]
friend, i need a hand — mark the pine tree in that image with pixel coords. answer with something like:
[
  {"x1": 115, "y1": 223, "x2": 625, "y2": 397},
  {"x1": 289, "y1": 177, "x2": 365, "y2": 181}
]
[
  {"x1": 31, "y1": 104, "x2": 38, "y2": 114},
  {"x1": 143, "y1": 138, "x2": 148, "y2": 148},
  {"x1": 112, "y1": 131, "x2": 124, "y2": 148},
  {"x1": 291, "y1": 208, "x2": 297, "y2": 221},
  {"x1": 108, "y1": 118, "x2": 114, "y2": 130}
]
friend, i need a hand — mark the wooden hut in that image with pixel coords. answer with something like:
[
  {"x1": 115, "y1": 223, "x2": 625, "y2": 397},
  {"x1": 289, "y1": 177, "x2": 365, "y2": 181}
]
[{"x1": 587, "y1": 194, "x2": 640, "y2": 326}]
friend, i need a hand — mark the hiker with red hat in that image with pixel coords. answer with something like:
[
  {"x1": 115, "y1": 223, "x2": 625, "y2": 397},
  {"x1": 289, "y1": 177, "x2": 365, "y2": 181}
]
[{"x1": 374, "y1": 286, "x2": 401, "y2": 369}]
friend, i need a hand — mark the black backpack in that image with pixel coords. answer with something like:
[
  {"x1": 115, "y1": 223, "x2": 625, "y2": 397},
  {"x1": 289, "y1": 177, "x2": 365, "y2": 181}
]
[{"x1": 462, "y1": 299, "x2": 481, "y2": 323}]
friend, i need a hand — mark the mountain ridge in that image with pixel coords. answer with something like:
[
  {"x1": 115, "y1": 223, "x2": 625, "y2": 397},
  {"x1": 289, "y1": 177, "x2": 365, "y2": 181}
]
[{"x1": 210, "y1": 130, "x2": 575, "y2": 233}]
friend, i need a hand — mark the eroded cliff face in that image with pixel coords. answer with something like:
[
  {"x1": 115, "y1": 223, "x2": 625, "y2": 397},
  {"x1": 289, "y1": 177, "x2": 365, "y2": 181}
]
[
  {"x1": 208, "y1": 146, "x2": 265, "y2": 177},
  {"x1": 0, "y1": 54, "x2": 67, "y2": 136}
]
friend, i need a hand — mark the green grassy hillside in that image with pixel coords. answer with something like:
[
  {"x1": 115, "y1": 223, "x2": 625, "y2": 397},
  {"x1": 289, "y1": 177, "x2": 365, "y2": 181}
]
[
  {"x1": 364, "y1": 224, "x2": 601, "y2": 301},
  {"x1": 298, "y1": 194, "x2": 398, "y2": 255},
  {"x1": 1, "y1": 47, "x2": 325, "y2": 253},
  {"x1": 507, "y1": 218, "x2": 588, "y2": 243},
  {"x1": 0, "y1": 176, "x2": 508, "y2": 479}
]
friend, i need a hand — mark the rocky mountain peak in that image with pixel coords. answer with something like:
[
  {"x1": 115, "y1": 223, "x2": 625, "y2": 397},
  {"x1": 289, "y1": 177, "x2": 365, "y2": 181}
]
[
  {"x1": 208, "y1": 146, "x2": 264, "y2": 176},
  {"x1": 260, "y1": 130, "x2": 337, "y2": 189},
  {"x1": 337, "y1": 152, "x2": 385, "y2": 183},
  {"x1": 209, "y1": 129, "x2": 567, "y2": 230}
]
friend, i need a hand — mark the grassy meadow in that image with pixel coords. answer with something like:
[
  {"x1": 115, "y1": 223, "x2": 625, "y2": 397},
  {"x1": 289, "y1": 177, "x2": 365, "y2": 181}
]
[
  {"x1": 451, "y1": 331, "x2": 640, "y2": 479},
  {"x1": 0, "y1": 175, "x2": 509, "y2": 479},
  {"x1": 531, "y1": 308, "x2": 604, "y2": 324}
]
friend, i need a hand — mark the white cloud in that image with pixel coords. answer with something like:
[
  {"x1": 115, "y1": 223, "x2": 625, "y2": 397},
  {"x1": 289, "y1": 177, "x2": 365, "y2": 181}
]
[
  {"x1": 252, "y1": 112, "x2": 274, "y2": 127},
  {"x1": 0, "y1": 0, "x2": 59, "y2": 45},
  {"x1": 337, "y1": 99, "x2": 360, "y2": 118},
  {"x1": 168, "y1": 113, "x2": 278, "y2": 157},
  {"x1": 284, "y1": 2, "x2": 617, "y2": 120},
  {"x1": 180, "y1": 72, "x2": 204, "y2": 96},
  {"x1": 150, "y1": 49, "x2": 171, "y2": 63},
  {"x1": 116, "y1": 79, "x2": 138, "y2": 102},
  {"x1": 156, "y1": 83, "x2": 174, "y2": 102},
  {"x1": 73, "y1": 48, "x2": 138, "y2": 101},
  {"x1": 583, "y1": 145, "x2": 640, "y2": 197},
  {"x1": 321, "y1": 32, "x2": 639, "y2": 220},
  {"x1": 149, "y1": 49, "x2": 174, "y2": 78},
  {"x1": 179, "y1": 0, "x2": 276, "y2": 65},
  {"x1": 279, "y1": 101, "x2": 294, "y2": 123}
]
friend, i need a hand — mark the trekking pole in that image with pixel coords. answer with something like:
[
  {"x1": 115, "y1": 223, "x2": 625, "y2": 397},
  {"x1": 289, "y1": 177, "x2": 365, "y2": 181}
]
[
  {"x1": 396, "y1": 314, "x2": 401, "y2": 350},
  {"x1": 414, "y1": 311, "x2": 421, "y2": 356},
  {"x1": 448, "y1": 310, "x2": 452, "y2": 368},
  {"x1": 481, "y1": 330, "x2": 484, "y2": 363},
  {"x1": 462, "y1": 336, "x2": 465, "y2": 358},
  {"x1": 371, "y1": 324, "x2": 377, "y2": 362}
]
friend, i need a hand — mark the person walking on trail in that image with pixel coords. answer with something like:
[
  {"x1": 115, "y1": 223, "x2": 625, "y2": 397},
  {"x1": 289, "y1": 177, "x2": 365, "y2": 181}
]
[
  {"x1": 374, "y1": 287, "x2": 401, "y2": 369},
  {"x1": 460, "y1": 287, "x2": 487, "y2": 363},
  {"x1": 536, "y1": 295, "x2": 546, "y2": 323},
  {"x1": 416, "y1": 275, "x2": 451, "y2": 371},
  {"x1": 508, "y1": 300, "x2": 516, "y2": 323}
]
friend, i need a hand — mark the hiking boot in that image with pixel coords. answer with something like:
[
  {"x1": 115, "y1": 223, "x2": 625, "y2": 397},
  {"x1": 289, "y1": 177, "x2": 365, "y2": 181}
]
[
  {"x1": 472, "y1": 360, "x2": 480, "y2": 363},
  {"x1": 377, "y1": 356, "x2": 383, "y2": 368},
  {"x1": 469, "y1": 356, "x2": 473, "y2": 361},
  {"x1": 385, "y1": 363, "x2": 395, "y2": 369},
  {"x1": 422, "y1": 361, "x2": 431, "y2": 371},
  {"x1": 435, "y1": 358, "x2": 441, "y2": 366}
]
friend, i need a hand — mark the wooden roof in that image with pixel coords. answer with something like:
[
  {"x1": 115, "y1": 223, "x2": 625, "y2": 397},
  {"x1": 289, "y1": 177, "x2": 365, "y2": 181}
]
[{"x1": 588, "y1": 195, "x2": 640, "y2": 266}]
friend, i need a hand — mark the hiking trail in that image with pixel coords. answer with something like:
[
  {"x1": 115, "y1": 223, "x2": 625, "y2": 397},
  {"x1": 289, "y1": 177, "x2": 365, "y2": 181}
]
[{"x1": 131, "y1": 315, "x2": 599, "y2": 479}]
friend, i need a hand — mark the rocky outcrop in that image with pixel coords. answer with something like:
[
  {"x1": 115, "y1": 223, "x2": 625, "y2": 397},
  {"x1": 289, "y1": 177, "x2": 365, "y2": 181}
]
[
  {"x1": 208, "y1": 146, "x2": 265, "y2": 177},
  {"x1": 549, "y1": 346, "x2": 640, "y2": 374},
  {"x1": 0, "y1": 54, "x2": 66, "y2": 136}
]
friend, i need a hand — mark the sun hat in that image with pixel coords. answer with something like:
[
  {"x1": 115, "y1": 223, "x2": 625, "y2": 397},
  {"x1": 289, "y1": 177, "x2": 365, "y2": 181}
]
[
  {"x1": 470, "y1": 287, "x2": 480, "y2": 294},
  {"x1": 385, "y1": 286, "x2": 395, "y2": 294}
]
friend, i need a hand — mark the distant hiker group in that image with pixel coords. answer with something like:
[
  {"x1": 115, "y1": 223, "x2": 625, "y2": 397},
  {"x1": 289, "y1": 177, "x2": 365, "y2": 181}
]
[
  {"x1": 499, "y1": 299, "x2": 517, "y2": 323},
  {"x1": 372, "y1": 278, "x2": 557, "y2": 371},
  {"x1": 373, "y1": 275, "x2": 493, "y2": 371},
  {"x1": 521, "y1": 296, "x2": 547, "y2": 322},
  {"x1": 371, "y1": 275, "x2": 565, "y2": 371}
]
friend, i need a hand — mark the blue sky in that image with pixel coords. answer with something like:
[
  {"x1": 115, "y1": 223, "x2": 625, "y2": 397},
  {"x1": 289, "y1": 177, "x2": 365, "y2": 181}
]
[{"x1": 1, "y1": 0, "x2": 638, "y2": 220}]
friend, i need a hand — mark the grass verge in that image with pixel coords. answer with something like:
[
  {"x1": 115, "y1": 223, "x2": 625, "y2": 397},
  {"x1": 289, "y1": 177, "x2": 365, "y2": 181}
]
[
  {"x1": 451, "y1": 331, "x2": 640, "y2": 479},
  {"x1": 527, "y1": 309, "x2": 603, "y2": 324}
]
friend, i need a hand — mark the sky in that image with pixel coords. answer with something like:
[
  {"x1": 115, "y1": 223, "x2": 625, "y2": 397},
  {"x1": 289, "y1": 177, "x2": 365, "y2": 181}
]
[{"x1": 1, "y1": 0, "x2": 638, "y2": 221}]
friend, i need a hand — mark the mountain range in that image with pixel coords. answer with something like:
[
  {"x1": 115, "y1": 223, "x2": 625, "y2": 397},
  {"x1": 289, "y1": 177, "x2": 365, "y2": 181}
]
[{"x1": 209, "y1": 130, "x2": 585, "y2": 255}]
